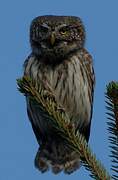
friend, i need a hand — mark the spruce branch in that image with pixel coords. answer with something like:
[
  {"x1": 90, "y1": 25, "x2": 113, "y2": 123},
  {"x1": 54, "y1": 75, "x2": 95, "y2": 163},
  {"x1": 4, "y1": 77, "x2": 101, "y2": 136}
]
[
  {"x1": 17, "y1": 76, "x2": 111, "y2": 179},
  {"x1": 106, "y1": 82, "x2": 118, "y2": 180}
]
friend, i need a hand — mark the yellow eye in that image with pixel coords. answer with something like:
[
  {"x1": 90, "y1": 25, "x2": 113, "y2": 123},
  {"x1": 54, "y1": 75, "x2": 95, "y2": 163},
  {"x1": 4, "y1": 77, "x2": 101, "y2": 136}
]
[
  {"x1": 61, "y1": 31, "x2": 67, "y2": 35},
  {"x1": 60, "y1": 29, "x2": 68, "y2": 35}
]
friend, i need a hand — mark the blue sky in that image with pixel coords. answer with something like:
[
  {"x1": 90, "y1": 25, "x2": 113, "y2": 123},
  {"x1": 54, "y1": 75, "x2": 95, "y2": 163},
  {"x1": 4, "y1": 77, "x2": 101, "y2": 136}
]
[{"x1": 0, "y1": 0, "x2": 118, "y2": 179}]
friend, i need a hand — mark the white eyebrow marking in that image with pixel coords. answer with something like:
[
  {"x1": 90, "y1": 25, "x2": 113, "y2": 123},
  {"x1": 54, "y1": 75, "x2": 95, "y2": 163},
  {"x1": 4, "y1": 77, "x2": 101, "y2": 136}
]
[
  {"x1": 41, "y1": 23, "x2": 49, "y2": 29},
  {"x1": 55, "y1": 24, "x2": 69, "y2": 31}
]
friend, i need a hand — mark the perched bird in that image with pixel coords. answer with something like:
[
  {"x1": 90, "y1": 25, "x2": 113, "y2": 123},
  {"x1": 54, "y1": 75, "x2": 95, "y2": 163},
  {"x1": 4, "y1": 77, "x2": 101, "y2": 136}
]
[{"x1": 24, "y1": 15, "x2": 95, "y2": 174}]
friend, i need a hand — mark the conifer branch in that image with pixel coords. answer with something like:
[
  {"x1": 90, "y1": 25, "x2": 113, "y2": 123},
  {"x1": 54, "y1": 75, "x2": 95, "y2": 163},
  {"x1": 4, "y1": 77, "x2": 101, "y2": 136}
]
[
  {"x1": 17, "y1": 76, "x2": 111, "y2": 179},
  {"x1": 106, "y1": 82, "x2": 118, "y2": 180}
]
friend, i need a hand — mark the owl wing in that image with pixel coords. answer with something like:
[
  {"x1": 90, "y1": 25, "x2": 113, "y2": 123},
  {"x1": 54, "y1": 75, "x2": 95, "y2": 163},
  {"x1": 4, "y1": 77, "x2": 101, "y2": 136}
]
[
  {"x1": 82, "y1": 48, "x2": 95, "y2": 104},
  {"x1": 77, "y1": 48, "x2": 95, "y2": 141},
  {"x1": 23, "y1": 56, "x2": 44, "y2": 145},
  {"x1": 26, "y1": 99, "x2": 42, "y2": 145},
  {"x1": 26, "y1": 93, "x2": 61, "y2": 145}
]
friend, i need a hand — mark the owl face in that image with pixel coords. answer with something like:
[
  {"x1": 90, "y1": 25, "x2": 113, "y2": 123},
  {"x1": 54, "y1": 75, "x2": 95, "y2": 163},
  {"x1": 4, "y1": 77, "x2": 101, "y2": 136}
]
[{"x1": 30, "y1": 15, "x2": 85, "y2": 62}]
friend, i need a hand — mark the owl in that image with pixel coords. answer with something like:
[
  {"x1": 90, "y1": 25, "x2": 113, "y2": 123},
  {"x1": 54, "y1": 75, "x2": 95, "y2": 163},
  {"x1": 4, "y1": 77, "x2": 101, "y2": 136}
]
[{"x1": 24, "y1": 15, "x2": 95, "y2": 174}]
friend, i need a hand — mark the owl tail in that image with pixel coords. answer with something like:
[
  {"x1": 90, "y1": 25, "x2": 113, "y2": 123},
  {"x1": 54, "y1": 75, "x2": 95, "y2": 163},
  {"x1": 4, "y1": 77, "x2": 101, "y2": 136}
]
[{"x1": 34, "y1": 141, "x2": 81, "y2": 174}]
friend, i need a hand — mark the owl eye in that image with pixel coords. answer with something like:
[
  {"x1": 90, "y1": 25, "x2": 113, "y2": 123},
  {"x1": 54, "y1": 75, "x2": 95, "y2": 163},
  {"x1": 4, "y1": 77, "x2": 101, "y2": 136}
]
[
  {"x1": 39, "y1": 25, "x2": 49, "y2": 33},
  {"x1": 59, "y1": 28, "x2": 69, "y2": 35}
]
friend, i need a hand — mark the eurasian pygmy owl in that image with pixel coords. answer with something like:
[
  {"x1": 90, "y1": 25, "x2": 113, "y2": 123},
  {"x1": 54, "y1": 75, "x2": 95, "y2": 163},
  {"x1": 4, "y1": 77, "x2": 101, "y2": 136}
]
[{"x1": 24, "y1": 15, "x2": 95, "y2": 174}]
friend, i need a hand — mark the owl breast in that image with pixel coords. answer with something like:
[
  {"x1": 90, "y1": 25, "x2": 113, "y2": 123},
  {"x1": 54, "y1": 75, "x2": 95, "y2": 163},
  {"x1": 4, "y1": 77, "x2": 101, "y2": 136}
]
[{"x1": 24, "y1": 51, "x2": 92, "y2": 133}]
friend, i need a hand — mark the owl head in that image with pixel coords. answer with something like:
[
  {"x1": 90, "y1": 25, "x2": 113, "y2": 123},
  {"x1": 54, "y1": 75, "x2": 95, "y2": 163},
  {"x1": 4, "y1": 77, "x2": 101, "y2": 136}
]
[{"x1": 30, "y1": 15, "x2": 85, "y2": 62}]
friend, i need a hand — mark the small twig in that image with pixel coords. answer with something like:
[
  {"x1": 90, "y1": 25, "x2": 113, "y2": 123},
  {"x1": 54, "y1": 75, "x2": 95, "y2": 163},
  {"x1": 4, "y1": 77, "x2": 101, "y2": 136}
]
[
  {"x1": 106, "y1": 81, "x2": 118, "y2": 179},
  {"x1": 17, "y1": 76, "x2": 111, "y2": 179}
]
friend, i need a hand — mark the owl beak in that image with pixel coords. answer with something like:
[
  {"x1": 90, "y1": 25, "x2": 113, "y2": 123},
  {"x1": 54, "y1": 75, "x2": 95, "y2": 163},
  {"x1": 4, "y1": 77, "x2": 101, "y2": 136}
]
[{"x1": 50, "y1": 33, "x2": 55, "y2": 46}]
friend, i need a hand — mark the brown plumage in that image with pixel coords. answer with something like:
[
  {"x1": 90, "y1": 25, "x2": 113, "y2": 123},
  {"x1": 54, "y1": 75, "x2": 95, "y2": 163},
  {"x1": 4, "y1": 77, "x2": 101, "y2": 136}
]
[{"x1": 23, "y1": 15, "x2": 95, "y2": 174}]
